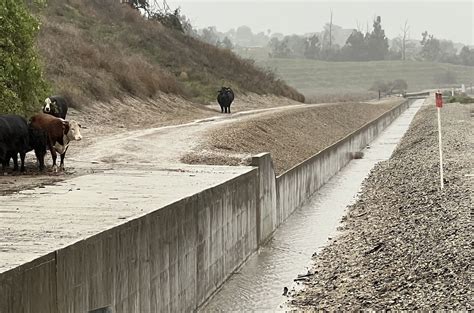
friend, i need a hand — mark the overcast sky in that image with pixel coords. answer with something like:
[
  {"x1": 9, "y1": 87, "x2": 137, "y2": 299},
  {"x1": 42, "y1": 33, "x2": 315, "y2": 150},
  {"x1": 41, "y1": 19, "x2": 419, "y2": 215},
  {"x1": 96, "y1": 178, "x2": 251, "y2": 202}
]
[{"x1": 168, "y1": 0, "x2": 474, "y2": 45}]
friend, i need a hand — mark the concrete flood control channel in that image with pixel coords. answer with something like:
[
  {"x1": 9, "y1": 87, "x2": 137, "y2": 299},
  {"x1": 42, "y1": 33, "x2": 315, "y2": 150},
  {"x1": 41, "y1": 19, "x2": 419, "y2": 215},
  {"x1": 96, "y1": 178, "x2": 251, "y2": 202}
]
[
  {"x1": 200, "y1": 99, "x2": 424, "y2": 311},
  {"x1": 0, "y1": 99, "x2": 417, "y2": 312}
]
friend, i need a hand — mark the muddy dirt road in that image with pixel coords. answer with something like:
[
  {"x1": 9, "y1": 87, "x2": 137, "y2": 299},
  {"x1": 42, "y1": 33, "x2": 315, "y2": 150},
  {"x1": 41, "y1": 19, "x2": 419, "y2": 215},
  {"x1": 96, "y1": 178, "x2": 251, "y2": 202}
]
[{"x1": 1, "y1": 98, "x2": 402, "y2": 195}]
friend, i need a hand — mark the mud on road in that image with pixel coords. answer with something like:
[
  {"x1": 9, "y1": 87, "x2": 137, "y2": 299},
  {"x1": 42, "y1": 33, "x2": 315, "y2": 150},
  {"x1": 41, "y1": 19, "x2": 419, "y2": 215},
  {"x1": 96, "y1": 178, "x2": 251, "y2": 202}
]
[
  {"x1": 0, "y1": 94, "x2": 299, "y2": 196},
  {"x1": 1, "y1": 95, "x2": 402, "y2": 196}
]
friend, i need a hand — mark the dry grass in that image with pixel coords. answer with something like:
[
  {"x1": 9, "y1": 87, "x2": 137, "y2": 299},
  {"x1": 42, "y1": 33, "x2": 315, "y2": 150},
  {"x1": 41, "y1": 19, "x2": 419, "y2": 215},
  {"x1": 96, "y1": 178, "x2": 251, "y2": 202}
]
[
  {"x1": 305, "y1": 91, "x2": 376, "y2": 104},
  {"x1": 35, "y1": 0, "x2": 304, "y2": 110}
]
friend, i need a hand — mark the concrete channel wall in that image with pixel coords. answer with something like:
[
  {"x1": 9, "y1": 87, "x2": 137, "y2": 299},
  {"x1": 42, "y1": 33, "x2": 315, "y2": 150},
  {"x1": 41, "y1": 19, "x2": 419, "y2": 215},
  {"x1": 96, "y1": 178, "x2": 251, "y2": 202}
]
[
  {"x1": 0, "y1": 170, "x2": 258, "y2": 313},
  {"x1": 0, "y1": 100, "x2": 410, "y2": 312},
  {"x1": 254, "y1": 99, "x2": 411, "y2": 242}
]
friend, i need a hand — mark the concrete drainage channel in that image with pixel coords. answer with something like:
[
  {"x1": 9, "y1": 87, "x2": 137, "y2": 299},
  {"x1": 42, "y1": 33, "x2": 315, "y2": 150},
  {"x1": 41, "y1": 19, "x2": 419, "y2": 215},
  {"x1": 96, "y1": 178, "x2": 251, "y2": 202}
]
[
  {"x1": 0, "y1": 99, "x2": 422, "y2": 313},
  {"x1": 199, "y1": 99, "x2": 425, "y2": 311}
]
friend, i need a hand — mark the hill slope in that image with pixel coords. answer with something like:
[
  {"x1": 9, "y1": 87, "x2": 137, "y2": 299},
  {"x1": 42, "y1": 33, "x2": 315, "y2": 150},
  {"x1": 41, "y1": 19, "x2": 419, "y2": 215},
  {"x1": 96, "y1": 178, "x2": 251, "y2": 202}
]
[{"x1": 34, "y1": 0, "x2": 304, "y2": 109}]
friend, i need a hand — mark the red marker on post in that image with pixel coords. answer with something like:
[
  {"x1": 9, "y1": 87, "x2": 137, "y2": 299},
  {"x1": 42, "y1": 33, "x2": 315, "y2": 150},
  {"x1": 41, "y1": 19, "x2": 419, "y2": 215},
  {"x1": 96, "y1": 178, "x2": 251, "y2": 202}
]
[{"x1": 435, "y1": 91, "x2": 444, "y2": 189}]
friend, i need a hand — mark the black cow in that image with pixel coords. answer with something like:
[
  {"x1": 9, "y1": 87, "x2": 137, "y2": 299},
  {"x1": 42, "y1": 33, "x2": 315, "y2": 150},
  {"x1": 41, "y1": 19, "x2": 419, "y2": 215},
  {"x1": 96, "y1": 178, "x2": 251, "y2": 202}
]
[
  {"x1": 0, "y1": 115, "x2": 30, "y2": 173},
  {"x1": 42, "y1": 95, "x2": 69, "y2": 119},
  {"x1": 217, "y1": 87, "x2": 234, "y2": 113}
]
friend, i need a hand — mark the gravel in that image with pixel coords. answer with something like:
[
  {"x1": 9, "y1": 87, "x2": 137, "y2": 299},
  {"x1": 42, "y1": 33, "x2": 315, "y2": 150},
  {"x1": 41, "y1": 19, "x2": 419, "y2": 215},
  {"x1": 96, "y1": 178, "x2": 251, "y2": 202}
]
[
  {"x1": 182, "y1": 100, "x2": 401, "y2": 174},
  {"x1": 290, "y1": 101, "x2": 473, "y2": 310}
]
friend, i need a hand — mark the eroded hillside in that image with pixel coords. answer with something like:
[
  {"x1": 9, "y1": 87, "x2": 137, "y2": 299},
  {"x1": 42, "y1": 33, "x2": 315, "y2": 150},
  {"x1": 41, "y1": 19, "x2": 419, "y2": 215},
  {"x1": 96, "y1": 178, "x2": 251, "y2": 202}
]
[{"x1": 34, "y1": 0, "x2": 304, "y2": 110}]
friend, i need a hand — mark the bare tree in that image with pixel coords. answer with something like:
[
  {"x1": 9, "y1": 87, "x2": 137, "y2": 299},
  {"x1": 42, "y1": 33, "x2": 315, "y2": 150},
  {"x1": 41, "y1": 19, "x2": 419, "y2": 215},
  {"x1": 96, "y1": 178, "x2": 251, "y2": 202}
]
[
  {"x1": 400, "y1": 19, "x2": 410, "y2": 60},
  {"x1": 355, "y1": 20, "x2": 363, "y2": 33},
  {"x1": 328, "y1": 9, "x2": 333, "y2": 49}
]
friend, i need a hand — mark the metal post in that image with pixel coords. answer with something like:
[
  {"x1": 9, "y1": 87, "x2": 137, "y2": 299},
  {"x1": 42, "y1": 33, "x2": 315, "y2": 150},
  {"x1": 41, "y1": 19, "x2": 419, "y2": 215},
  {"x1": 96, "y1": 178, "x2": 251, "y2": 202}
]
[{"x1": 437, "y1": 107, "x2": 444, "y2": 189}]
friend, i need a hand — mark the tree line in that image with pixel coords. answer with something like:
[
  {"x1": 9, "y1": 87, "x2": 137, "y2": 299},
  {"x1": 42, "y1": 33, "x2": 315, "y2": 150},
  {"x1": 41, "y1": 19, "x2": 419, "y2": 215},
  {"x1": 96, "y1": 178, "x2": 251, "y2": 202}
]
[{"x1": 268, "y1": 16, "x2": 474, "y2": 66}]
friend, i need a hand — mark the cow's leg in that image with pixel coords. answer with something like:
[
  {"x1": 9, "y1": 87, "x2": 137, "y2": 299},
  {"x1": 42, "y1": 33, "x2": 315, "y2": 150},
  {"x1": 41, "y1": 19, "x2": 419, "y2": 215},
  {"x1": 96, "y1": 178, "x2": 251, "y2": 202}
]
[
  {"x1": 19, "y1": 151, "x2": 26, "y2": 172},
  {"x1": 220, "y1": 105, "x2": 223, "y2": 113},
  {"x1": 12, "y1": 154, "x2": 18, "y2": 171},
  {"x1": 37, "y1": 150, "x2": 46, "y2": 171},
  {"x1": 59, "y1": 146, "x2": 69, "y2": 171},
  {"x1": 228, "y1": 106, "x2": 231, "y2": 114},
  {"x1": 50, "y1": 146, "x2": 58, "y2": 172}
]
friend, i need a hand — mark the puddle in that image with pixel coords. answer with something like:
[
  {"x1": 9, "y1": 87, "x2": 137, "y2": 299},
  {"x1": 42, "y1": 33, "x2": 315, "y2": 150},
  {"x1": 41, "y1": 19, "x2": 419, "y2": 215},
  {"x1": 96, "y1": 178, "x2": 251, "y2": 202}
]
[{"x1": 199, "y1": 99, "x2": 424, "y2": 311}]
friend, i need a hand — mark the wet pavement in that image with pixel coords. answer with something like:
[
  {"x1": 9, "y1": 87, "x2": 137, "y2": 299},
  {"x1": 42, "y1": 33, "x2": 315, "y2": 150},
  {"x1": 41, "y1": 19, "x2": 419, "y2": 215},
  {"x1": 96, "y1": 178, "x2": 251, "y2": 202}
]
[{"x1": 199, "y1": 99, "x2": 425, "y2": 311}]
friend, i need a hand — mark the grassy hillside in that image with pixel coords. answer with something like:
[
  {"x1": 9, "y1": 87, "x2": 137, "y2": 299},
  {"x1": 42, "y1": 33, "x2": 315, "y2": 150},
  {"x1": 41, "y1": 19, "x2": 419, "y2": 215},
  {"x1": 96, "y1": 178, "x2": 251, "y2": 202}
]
[
  {"x1": 257, "y1": 58, "x2": 474, "y2": 102},
  {"x1": 33, "y1": 0, "x2": 303, "y2": 108}
]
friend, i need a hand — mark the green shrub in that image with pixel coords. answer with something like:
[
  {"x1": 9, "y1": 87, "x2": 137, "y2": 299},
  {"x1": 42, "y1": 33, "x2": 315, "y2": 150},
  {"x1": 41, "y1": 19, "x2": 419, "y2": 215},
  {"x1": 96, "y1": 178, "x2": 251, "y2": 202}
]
[
  {"x1": 0, "y1": 0, "x2": 49, "y2": 115},
  {"x1": 448, "y1": 95, "x2": 474, "y2": 104}
]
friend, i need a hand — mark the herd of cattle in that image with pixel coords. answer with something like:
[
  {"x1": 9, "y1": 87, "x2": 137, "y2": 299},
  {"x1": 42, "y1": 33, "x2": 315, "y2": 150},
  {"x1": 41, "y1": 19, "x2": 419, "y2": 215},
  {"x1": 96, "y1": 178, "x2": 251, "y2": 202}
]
[
  {"x1": 0, "y1": 96, "x2": 82, "y2": 174},
  {"x1": 0, "y1": 87, "x2": 234, "y2": 174}
]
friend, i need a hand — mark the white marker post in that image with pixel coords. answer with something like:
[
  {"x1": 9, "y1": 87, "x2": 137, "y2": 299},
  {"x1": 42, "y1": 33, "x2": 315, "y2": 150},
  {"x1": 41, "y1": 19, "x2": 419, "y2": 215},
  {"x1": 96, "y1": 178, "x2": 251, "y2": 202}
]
[{"x1": 435, "y1": 92, "x2": 444, "y2": 189}]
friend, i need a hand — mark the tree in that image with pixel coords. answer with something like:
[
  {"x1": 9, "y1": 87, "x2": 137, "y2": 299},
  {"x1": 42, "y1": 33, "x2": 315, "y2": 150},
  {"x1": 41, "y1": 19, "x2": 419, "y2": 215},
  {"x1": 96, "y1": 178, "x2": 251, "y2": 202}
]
[
  {"x1": 459, "y1": 46, "x2": 474, "y2": 66},
  {"x1": 268, "y1": 37, "x2": 291, "y2": 58},
  {"x1": 221, "y1": 37, "x2": 234, "y2": 50},
  {"x1": 200, "y1": 26, "x2": 219, "y2": 45},
  {"x1": 328, "y1": 9, "x2": 333, "y2": 50},
  {"x1": 127, "y1": 0, "x2": 150, "y2": 14},
  {"x1": 389, "y1": 79, "x2": 408, "y2": 94},
  {"x1": 369, "y1": 80, "x2": 389, "y2": 99},
  {"x1": 367, "y1": 16, "x2": 389, "y2": 60},
  {"x1": 388, "y1": 37, "x2": 403, "y2": 60},
  {"x1": 400, "y1": 19, "x2": 409, "y2": 60},
  {"x1": 304, "y1": 35, "x2": 321, "y2": 59},
  {"x1": 420, "y1": 31, "x2": 441, "y2": 61},
  {"x1": 0, "y1": 0, "x2": 49, "y2": 114},
  {"x1": 235, "y1": 25, "x2": 253, "y2": 46},
  {"x1": 150, "y1": 8, "x2": 184, "y2": 32},
  {"x1": 342, "y1": 30, "x2": 368, "y2": 61}
]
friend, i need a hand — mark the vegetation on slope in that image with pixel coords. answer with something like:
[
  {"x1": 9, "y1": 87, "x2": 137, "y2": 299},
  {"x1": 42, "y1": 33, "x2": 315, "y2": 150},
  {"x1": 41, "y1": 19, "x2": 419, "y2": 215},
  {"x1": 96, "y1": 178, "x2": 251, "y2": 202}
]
[
  {"x1": 0, "y1": 0, "x2": 49, "y2": 115},
  {"x1": 35, "y1": 0, "x2": 304, "y2": 109}
]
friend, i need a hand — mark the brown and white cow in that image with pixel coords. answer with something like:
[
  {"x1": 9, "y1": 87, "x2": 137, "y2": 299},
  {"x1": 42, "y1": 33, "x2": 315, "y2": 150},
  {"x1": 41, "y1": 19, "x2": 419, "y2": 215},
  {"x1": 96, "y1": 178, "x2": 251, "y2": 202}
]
[{"x1": 29, "y1": 113, "x2": 82, "y2": 172}]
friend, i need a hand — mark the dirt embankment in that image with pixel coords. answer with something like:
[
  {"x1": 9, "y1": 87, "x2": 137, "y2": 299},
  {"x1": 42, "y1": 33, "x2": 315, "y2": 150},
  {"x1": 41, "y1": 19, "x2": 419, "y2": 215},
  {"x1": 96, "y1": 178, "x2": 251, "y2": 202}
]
[
  {"x1": 182, "y1": 99, "x2": 403, "y2": 174},
  {"x1": 290, "y1": 101, "x2": 472, "y2": 310}
]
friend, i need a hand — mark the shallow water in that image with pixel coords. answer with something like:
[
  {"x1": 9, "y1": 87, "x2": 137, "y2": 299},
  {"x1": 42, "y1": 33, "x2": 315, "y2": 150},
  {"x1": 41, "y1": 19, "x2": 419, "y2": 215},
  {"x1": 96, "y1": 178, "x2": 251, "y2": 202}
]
[{"x1": 199, "y1": 99, "x2": 424, "y2": 312}]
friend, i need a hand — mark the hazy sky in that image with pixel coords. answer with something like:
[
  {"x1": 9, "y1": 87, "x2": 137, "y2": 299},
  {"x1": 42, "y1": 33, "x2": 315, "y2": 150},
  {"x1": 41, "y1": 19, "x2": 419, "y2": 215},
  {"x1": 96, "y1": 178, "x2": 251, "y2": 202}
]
[{"x1": 168, "y1": 0, "x2": 474, "y2": 45}]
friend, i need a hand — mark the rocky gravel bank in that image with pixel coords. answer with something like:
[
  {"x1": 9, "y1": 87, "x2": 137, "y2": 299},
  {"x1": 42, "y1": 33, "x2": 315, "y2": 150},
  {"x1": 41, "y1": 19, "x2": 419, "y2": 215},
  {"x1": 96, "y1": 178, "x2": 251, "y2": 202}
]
[{"x1": 290, "y1": 100, "x2": 473, "y2": 310}]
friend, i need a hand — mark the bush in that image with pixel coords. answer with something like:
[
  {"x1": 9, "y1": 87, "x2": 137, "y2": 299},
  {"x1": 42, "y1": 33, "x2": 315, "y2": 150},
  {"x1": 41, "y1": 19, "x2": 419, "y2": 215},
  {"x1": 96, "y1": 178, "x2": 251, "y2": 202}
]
[
  {"x1": 448, "y1": 95, "x2": 474, "y2": 104},
  {"x1": 0, "y1": 0, "x2": 49, "y2": 115}
]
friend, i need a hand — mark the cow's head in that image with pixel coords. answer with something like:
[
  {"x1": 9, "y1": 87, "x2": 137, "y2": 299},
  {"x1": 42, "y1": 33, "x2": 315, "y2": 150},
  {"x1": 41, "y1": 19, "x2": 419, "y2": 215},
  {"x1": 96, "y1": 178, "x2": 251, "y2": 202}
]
[
  {"x1": 43, "y1": 97, "x2": 57, "y2": 114},
  {"x1": 63, "y1": 120, "x2": 82, "y2": 141},
  {"x1": 43, "y1": 97, "x2": 52, "y2": 113}
]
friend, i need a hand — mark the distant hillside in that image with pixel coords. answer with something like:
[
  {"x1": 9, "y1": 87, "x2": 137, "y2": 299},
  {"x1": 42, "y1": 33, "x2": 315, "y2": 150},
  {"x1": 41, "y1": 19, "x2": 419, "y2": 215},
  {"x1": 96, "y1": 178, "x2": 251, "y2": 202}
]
[
  {"x1": 258, "y1": 58, "x2": 474, "y2": 101},
  {"x1": 34, "y1": 0, "x2": 304, "y2": 108}
]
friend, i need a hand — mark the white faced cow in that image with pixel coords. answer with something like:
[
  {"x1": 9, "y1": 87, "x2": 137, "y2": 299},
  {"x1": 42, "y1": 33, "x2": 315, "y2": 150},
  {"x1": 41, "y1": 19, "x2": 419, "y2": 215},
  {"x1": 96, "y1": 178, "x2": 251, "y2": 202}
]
[
  {"x1": 43, "y1": 96, "x2": 69, "y2": 119},
  {"x1": 29, "y1": 113, "x2": 82, "y2": 172}
]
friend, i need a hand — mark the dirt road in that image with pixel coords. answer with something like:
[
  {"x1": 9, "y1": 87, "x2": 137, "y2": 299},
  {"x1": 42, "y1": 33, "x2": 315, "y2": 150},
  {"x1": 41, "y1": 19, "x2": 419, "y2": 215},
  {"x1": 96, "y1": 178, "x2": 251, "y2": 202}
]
[
  {"x1": 0, "y1": 97, "x2": 403, "y2": 195},
  {"x1": 0, "y1": 95, "x2": 300, "y2": 195}
]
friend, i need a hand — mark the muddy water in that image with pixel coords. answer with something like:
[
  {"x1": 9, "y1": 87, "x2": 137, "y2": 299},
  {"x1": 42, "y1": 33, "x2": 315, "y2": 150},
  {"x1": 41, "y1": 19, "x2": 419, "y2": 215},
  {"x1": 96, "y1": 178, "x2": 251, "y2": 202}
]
[{"x1": 199, "y1": 99, "x2": 425, "y2": 311}]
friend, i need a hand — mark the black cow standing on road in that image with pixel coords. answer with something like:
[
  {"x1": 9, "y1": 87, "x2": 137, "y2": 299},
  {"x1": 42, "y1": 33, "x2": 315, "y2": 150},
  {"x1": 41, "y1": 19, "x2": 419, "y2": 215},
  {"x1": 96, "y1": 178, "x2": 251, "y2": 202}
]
[
  {"x1": 43, "y1": 95, "x2": 69, "y2": 119},
  {"x1": 0, "y1": 115, "x2": 30, "y2": 173},
  {"x1": 0, "y1": 115, "x2": 48, "y2": 173},
  {"x1": 217, "y1": 87, "x2": 234, "y2": 113}
]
